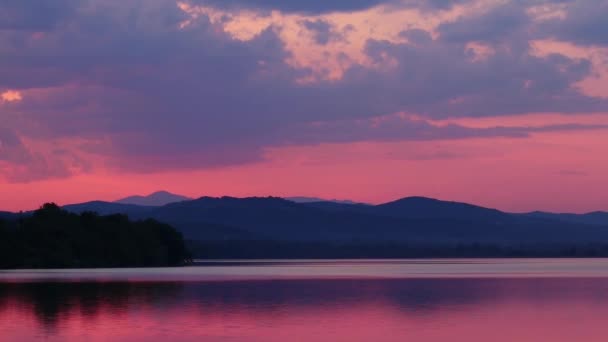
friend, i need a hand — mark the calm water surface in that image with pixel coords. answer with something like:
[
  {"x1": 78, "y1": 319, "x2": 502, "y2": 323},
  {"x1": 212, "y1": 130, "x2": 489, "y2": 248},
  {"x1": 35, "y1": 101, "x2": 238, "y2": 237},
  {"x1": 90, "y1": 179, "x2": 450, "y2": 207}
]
[{"x1": 2, "y1": 259, "x2": 608, "y2": 341}]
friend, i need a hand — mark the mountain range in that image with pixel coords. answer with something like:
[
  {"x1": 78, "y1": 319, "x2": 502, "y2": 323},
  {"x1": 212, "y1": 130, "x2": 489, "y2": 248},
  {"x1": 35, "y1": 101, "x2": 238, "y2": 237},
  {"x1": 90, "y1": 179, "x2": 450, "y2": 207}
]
[
  {"x1": 3, "y1": 193, "x2": 607, "y2": 258},
  {"x1": 113, "y1": 192, "x2": 362, "y2": 206},
  {"x1": 56, "y1": 194, "x2": 606, "y2": 241}
]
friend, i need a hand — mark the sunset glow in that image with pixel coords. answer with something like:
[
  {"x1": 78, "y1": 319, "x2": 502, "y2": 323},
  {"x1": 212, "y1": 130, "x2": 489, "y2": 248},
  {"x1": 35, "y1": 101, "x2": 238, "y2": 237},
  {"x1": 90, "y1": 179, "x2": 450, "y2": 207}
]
[
  {"x1": 1, "y1": 0, "x2": 607, "y2": 213},
  {"x1": 1, "y1": 90, "x2": 22, "y2": 103}
]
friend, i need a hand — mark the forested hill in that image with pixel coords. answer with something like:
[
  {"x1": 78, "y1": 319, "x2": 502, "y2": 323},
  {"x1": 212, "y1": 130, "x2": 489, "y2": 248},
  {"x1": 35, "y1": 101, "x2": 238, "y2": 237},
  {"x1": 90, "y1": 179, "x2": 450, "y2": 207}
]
[
  {"x1": 59, "y1": 196, "x2": 608, "y2": 244},
  {"x1": 3, "y1": 197, "x2": 608, "y2": 260},
  {"x1": 49, "y1": 196, "x2": 608, "y2": 258},
  {"x1": 0, "y1": 204, "x2": 191, "y2": 269}
]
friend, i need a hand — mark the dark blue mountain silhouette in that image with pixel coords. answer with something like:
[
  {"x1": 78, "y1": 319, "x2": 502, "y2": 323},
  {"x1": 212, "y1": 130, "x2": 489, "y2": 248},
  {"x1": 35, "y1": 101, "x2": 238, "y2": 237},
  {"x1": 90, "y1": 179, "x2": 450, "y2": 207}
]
[
  {"x1": 299, "y1": 201, "x2": 372, "y2": 212},
  {"x1": 286, "y1": 197, "x2": 363, "y2": 205},
  {"x1": 116, "y1": 191, "x2": 191, "y2": 206},
  {"x1": 64, "y1": 201, "x2": 156, "y2": 216},
  {"x1": 522, "y1": 211, "x2": 608, "y2": 226},
  {"x1": 55, "y1": 196, "x2": 608, "y2": 251},
  {"x1": 370, "y1": 197, "x2": 506, "y2": 221}
]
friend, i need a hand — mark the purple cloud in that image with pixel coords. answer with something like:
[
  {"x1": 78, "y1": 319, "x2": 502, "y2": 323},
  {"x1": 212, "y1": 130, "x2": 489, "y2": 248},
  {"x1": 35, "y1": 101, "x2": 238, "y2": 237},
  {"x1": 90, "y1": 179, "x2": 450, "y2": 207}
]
[
  {"x1": 0, "y1": 0, "x2": 607, "y2": 181},
  {"x1": 300, "y1": 19, "x2": 345, "y2": 45},
  {"x1": 186, "y1": 0, "x2": 474, "y2": 14},
  {"x1": 437, "y1": 3, "x2": 529, "y2": 43},
  {"x1": 0, "y1": 126, "x2": 91, "y2": 182},
  {"x1": 0, "y1": 0, "x2": 81, "y2": 30},
  {"x1": 539, "y1": 1, "x2": 608, "y2": 46}
]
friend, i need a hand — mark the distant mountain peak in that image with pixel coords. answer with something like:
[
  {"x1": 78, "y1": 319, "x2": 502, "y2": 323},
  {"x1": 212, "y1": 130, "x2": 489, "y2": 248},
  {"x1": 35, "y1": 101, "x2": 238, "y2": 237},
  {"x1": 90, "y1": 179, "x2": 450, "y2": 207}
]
[
  {"x1": 150, "y1": 190, "x2": 174, "y2": 196},
  {"x1": 115, "y1": 191, "x2": 191, "y2": 206},
  {"x1": 390, "y1": 196, "x2": 439, "y2": 203}
]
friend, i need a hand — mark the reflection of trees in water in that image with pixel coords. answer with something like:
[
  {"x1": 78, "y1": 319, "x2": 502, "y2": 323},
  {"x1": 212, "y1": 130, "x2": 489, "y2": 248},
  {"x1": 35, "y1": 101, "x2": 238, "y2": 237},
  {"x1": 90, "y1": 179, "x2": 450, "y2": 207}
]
[
  {"x1": 3, "y1": 278, "x2": 608, "y2": 331},
  {"x1": 0, "y1": 282, "x2": 184, "y2": 331}
]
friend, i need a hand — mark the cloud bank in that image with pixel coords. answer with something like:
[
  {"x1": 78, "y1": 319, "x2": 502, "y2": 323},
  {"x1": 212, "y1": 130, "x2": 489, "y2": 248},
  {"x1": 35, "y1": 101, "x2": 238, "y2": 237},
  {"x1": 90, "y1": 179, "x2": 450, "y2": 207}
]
[{"x1": 0, "y1": 0, "x2": 607, "y2": 182}]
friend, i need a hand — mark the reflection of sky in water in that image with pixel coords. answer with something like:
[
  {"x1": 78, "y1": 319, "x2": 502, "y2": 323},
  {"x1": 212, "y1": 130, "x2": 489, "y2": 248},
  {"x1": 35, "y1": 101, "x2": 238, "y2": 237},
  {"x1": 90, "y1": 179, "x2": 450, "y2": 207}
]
[
  {"x1": 5, "y1": 259, "x2": 608, "y2": 282},
  {"x1": 2, "y1": 261, "x2": 608, "y2": 341}
]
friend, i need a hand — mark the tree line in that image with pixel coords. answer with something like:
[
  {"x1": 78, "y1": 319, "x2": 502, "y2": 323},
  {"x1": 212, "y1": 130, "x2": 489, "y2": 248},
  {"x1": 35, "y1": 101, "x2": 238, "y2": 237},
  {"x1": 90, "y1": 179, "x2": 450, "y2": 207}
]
[
  {"x1": 189, "y1": 240, "x2": 608, "y2": 259},
  {"x1": 0, "y1": 203, "x2": 191, "y2": 269}
]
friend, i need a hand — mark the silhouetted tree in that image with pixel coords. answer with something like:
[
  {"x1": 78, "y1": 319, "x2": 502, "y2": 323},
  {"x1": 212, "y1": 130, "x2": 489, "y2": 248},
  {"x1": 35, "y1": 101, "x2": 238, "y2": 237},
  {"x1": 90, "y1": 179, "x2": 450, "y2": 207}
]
[{"x1": 0, "y1": 203, "x2": 191, "y2": 269}]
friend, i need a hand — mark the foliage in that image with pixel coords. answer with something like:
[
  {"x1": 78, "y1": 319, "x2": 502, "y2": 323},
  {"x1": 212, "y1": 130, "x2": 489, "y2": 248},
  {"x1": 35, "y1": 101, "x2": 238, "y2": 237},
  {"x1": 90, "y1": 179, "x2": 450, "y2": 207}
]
[
  {"x1": 189, "y1": 240, "x2": 608, "y2": 259},
  {"x1": 0, "y1": 203, "x2": 191, "y2": 269}
]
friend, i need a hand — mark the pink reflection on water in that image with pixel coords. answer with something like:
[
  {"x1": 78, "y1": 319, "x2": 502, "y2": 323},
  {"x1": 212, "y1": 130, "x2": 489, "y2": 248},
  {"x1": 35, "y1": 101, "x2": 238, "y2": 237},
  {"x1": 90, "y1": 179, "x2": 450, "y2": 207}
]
[{"x1": 1, "y1": 278, "x2": 608, "y2": 341}]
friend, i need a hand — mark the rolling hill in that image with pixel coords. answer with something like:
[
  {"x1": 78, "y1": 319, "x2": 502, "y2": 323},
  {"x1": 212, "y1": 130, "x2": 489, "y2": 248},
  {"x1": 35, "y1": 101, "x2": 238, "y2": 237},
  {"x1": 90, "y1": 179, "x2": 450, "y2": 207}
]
[
  {"x1": 53, "y1": 196, "x2": 608, "y2": 246},
  {"x1": 4, "y1": 195, "x2": 608, "y2": 258}
]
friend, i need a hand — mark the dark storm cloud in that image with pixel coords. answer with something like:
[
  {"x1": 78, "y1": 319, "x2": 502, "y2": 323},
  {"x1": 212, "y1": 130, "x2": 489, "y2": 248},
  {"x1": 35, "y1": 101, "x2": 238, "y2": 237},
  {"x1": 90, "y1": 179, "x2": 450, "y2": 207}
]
[
  {"x1": 345, "y1": 34, "x2": 598, "y2": 119},
  {"x1": 0, "y1": 0, "x2": 81, "y2": 31},
  {"x1": 436, "y1": 0, "x2": 608, "y2": 46},
  {"x1": 539, "y1": 1, "x2": 608, "y2": 46},
  {"x1": 0, "y1": 0, "x2": 607, "y2": 181},
  {"x1": 437, "y1": 3, "x2": 529, "y2": 43}
]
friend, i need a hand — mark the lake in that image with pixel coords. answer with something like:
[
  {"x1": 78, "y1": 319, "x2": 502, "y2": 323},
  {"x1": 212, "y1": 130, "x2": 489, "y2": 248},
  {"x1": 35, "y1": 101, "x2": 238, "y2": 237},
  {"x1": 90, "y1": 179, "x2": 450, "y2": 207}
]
[{"x1": 2, "y1": 259, "x2": 608, "y2": 341}]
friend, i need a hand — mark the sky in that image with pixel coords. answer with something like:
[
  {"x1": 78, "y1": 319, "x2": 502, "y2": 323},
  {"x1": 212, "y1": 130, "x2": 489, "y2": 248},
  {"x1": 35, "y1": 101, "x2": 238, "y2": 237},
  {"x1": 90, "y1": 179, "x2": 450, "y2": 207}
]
[{"x1": 1, "y1": 0, "x2": 608, "y2": 213}]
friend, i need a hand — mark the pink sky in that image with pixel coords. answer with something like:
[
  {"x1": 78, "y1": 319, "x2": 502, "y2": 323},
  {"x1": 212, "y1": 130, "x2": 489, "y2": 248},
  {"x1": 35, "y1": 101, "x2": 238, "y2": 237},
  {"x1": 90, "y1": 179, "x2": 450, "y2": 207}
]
[
  {"x1": 1, "y1": 0, "x2": 608, "y2": 213},
  {"x1": 2, "y1": 123, "x2": 607, "y2": 213}
]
